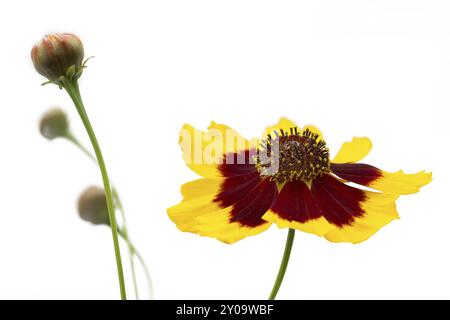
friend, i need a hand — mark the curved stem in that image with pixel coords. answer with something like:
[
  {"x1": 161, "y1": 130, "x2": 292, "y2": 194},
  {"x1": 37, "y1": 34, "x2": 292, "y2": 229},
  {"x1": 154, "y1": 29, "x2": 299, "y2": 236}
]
[
  {"x1": 134, "y1": 251, "x2": 154, "y2": 299},
  {"x1": 65, "y1": 130, "x2": 151, "y2": 299},
  {"x1": 118, "y1": 228, "x2": 154, "y2": 299},
  {"x1": 269, "y1": 228, "x2": 295, "y2": 300},
  {"x1": 64, "y1": 80, "x2": 127, "y2": 300},
  {"x1": 65, "y1": 131, "x2": 96, "y2": 162},
  {"x1": 114, "y1": 193, "x2": 139, "y2": 299},
  {"x1": 120, "y1": 223, "x2": 139, "y2": 299}
]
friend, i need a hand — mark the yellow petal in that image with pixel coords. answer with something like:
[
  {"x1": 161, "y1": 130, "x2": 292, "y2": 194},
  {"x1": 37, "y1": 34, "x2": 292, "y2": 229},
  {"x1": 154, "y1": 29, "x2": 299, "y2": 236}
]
[
  {"x1": 180, "y1": 178, "x2": 222, "y2": 201},
  {"x1": 369, "y1": 170, "x2": 432, "y2": 195},
  {"x1": 332, "y1": 137, "x2": 373, "y2": 164},
  {"x1": 324, "y1": 192, "x2": 399, "y2": 244},
  {"x1": 167, "y1": 194, "x2": 219, "y2": 233},
  {"x1": 179, "y1": 122, "x2": 250, "y2": 178},
  {"x1": 263, "y1": 211, "x2": 331, "y2": 236},
  {"x1": 195, "y1": 209, "x2": 271, "y2": 244},
  {"x1": 168, "y1": 178, "x2": 271, "y2": 244}
]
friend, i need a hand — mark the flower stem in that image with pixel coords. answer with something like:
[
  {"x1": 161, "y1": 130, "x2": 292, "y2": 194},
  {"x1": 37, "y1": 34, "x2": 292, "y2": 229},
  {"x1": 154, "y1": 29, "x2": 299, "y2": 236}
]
[
  {"x1": 114, "y1": 192, "x2": 139, "y2": 299},
  {"x1": 118, "y1": 228, "x2": 154, "y2": 299},
  {"x1": 64, "y1": 130, "x2": 150, "y2": 299},
  {"x1": 65, "y1": 131, "x2": 96, "y2": 162},
  {"x1": 269, "y1": 228, "x2": 295, "y2": 300},
  {"x1": 64, "y1": 80, "x2": 127, "y2": 300}
]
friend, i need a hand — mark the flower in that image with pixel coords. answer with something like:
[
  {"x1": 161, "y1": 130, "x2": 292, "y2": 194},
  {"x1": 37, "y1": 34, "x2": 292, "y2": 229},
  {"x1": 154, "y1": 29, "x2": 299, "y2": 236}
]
[
  {"x1": 39, "y1": 108, "x2": 69, "y2": 140},
  {"x1": 31, "y1": 33, "x2": 84, "y2": 85},
  {"x1": 78, "y1": 186, "x2": 109, "y2": 226},
  {"x1": 167, "y1": 118, "x2": 432, "y2": 244}
]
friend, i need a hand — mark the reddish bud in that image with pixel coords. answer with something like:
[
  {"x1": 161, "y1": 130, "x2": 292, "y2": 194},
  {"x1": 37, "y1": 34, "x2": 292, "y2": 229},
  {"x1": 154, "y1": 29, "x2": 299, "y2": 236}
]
[{"x1": 31, "y1": 33, "x2": 84, "y2": 83}]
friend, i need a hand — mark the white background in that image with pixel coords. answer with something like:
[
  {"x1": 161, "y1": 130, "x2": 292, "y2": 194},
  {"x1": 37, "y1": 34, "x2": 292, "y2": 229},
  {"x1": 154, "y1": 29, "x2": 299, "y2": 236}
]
[{"x1": 0, "y1": 0, "x2": 449, "y2": 299}]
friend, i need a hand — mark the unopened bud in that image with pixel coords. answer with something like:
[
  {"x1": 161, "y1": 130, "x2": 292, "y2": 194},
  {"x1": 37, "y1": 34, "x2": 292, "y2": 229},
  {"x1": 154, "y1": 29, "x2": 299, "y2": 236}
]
[
  {"x1": 31, "y1": 33, "x2": 84, "y2": 84},
  {"x1": 39, "y1": 108, "x2": 69, "y2": 140},
  {"x1": 77, "y1": 186, "x2": 110, "y2": 226}
]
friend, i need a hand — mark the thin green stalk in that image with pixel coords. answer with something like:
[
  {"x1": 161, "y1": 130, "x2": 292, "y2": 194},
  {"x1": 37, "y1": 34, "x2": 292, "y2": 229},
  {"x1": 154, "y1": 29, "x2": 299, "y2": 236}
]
[
  {"x1": 64, "y1": 80, "x2": 127, "y2": 300},
  {"x1": 269, "y1": 229, "x2": 295, "y2": 300},
  {"x1": 65, "y1": 131, "x2": 96, "y2": 162},
  {"x1": 114, "y1": 193, "x2": 139, "y2": 299},
  {"x1": 120, "y1": 223, "x2": 139, "y2": 299},
  {"x1": 135, "y1": 250, "x2": 154, "y2": 299},
  {"x1": 118, "y1": 228, "x2": 154, "y2": 299},
  {"x1": 65, "y1": 129, "x2": 151, "y2": 299}
]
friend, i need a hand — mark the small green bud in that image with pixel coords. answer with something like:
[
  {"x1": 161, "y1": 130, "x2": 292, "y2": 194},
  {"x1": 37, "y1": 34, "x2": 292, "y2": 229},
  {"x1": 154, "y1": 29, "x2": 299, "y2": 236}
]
[
  {"x1": 39, "y1": 108, "x2": 69, "y2": 140},
  {"x1": 77, "y1": 186, "x2": 110, "y2": 226},
  {"x1": 31, "y1": 33, "x2": 84, "y2": 84}
]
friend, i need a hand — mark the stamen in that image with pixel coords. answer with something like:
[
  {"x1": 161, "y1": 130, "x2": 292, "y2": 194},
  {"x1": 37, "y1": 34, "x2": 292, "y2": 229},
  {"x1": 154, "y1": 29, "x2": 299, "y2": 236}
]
[{"x1": 257, "y1": 127, "x2": 330, "y2": 183}]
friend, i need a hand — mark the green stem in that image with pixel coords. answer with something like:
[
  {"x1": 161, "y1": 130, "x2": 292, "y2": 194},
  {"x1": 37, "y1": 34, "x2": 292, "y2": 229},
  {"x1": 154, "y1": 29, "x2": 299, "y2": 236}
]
[
  {"x1": 65, "y1": 131, "x2": 96, "y2": 162},
  {"x1": 269, "y1": 228, "x2": 295, "y2": 300},
  {"x1": 65, "y1": 129, "x2": 151, "y2": 299},
  {"x1": 118, "y1": 228, "x2": 154, "y2": 299},
  {"x1": 135, "y1": 250, "x2": 154, "y2": 299},
  {"x1": 64, "y1": 80, "x2": 127, "y2": 300},
  {"x1": 114, "y1": 193, "x2": 139, "y2": 299}
]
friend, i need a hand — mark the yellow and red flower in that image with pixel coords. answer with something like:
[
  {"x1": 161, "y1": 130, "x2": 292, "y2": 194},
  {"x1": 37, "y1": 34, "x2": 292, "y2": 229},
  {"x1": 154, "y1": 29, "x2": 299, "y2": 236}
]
[{"x1": 168, "y1": 118, "x2": 431, "y2": 244}]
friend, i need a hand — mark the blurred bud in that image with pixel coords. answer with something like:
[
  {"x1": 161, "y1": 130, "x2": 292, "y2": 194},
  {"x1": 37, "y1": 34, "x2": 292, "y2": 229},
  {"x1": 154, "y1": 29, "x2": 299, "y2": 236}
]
[
  {"x1": 78, "y1": 186, "x2": 110, "y2": 226},
  {"x1": 39, "y1": 108, "x2": 69, "y2": 140},
  {"x1": 31, "y1": 33, "x2": 84, "y2": 84}
]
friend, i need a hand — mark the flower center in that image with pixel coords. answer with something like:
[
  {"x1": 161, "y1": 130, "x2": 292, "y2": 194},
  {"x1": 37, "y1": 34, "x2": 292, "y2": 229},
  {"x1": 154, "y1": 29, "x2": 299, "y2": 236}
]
[{"x1": 257, "y1": 128, "x2": 330, "y2": 183}]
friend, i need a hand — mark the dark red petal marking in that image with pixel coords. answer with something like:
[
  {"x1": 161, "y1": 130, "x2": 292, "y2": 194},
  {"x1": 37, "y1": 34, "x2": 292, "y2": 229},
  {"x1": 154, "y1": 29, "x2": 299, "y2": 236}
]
[
  {"x1": 214, "y1": 150, "x2": 277, "y2": 228},
  {"x1": 312, "y1": 174, "x2": 367, "y2": 227},
  {"x1": 218, "y1": 149, "x2": 257, "y2": 177},
  {"x1": 215, "y1": 171, "x2": 261, "y2": 208},
  {"x1": 271, "y1": 181, "x2": 323, "y2": 223},
  {"x1": 330, "y1": 163, "x2": 382, "y2": 186},
  {"x1": 227, "y1": 179, "x2": 278, "y2": 227}
]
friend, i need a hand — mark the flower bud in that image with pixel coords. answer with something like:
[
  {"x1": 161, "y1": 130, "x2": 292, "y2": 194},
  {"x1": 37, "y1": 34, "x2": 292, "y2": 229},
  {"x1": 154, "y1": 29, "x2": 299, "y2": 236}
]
[
  {"x1": 77, "y1": 186, "x2": 110, "y2": 226},
  {"x1": 39, "y1": 108, "x2": 69, "y2": 140},
  {"x1": 31, "y1": 33, "x2": 84, "y2": 84}
]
